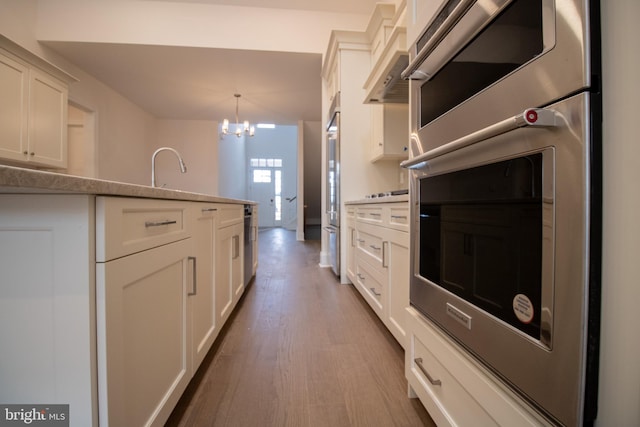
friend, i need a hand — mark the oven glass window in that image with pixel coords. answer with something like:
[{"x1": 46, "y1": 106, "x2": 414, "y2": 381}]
[
  {"x1": 419, "y1": 154, "x2": 543, "y2": 339},
  {"x1": 420, "y1": 0, "x2": 544, "y2": 128}
]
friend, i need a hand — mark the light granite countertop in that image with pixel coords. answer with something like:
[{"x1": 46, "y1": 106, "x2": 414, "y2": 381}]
[{"x1": 0, "y1": 165, "x2": 253, "y2": 204}]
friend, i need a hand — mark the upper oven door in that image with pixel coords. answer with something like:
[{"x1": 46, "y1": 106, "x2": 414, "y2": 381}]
[{"x1": 406, "y1": 0, "x2": 592, "y2": 154}]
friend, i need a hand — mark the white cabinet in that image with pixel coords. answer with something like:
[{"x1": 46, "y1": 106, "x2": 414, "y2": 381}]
[
  {"x1": 371, "y1": 103, "x2": 409, "y2": 161},
  {"x1": 191, "y1": 203, "x2": 219, "y2": 371},
  {"x1": 347, "y1": 201, "x2": 409, "y2": 348},
  {"x1": 96, "y1": 196, "x2": 193, "y2": 427},
  {"x1": 405, "y1": 308, "x2": 552, "y2": 427},
  {"x1": 346, "y1": 205, "x2": 357, "y2": 282},
  {"x1": 251, "y1": 204, "x2": 259, "y2": 276},
  {"x1": 215, "y1": 204, "x2": 244, "y2": 327},
  {"x1": 0, "y1": 194, "x2": 98, "y2": 426},
  {"x1": 0, "y1": 37, "x2": 76, "y2": 169},
  {"x1": 0, "y1": 190, "x2": 251, "y2": 426}
]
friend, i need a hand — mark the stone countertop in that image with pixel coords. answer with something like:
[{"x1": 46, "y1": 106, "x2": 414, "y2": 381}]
[
  {"x1": 345, "y1": 194, "x2": 409, "y2": 205},
  {"x1": 0, "y1": 165, "x2": 253, "y2": 204}
]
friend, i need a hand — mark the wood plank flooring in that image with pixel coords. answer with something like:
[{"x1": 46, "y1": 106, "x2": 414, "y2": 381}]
[{"x1": 166, "y1": 227, "x2": 435, "y2": 427}]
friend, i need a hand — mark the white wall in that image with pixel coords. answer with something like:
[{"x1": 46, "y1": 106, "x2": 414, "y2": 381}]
[
  {"x1": 597, "y1": 1, "x2": 640, "y2": 425},
  {"x1": 303, "y1": 121, "x2": 322, "y2": 225},
  {"x1": 217, "y1": 129, "x2": 247, "y2": 200},
  {"x1": 154, "y1": 120, "x2": 218, "y2": 194}
]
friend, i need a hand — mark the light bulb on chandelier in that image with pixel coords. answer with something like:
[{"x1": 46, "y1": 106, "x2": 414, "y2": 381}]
[{"x1": 221, "y1": 93, "x2": 255, "y2": 138}]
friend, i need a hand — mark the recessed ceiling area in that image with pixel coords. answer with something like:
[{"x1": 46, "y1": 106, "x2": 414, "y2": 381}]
[
  {"x1": 46, "y1": 41, "x2": 323, "y2": 125},
  {"x1": 42, "y1": 0, "x2": 381, "y2": 126}
]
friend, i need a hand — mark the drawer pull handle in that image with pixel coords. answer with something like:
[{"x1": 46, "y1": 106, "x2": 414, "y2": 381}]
[
  {"x1": 357, "y1": 273, "x2": 365, "y2": 280},
  {"x1": 382, "y1": 241, "x2": 388, "y2": 268},
  {"x1": 370, "y1": 245, "x2": 381, "y2": 250},
  {"x1": 369, "y1": 213, "x2": 381, "y2": 217},
  {"x1": 233, "y1": 235, "x2": 240, "y2": 259},
  {"x1": 391, "y1": 215, "x2": 407, "y2": 220},
  {"x1": 414, "y1": 358, "x2": 442, "y2": 386},
  {"x1": 370, "y1": 287, "x2": 381, "y2": 297},
  {"x1": 145, "y1": 220, "x2": 177, "y2": 227},
  {"x1": 357, "y1": 238, "x2": 365, "y2": 243},
  {"x1": 201, "y1": 208, "x2": 217, "y2": 212},
  {"x1": 188, "y1": 256, "x2": 197, "y2": 296}
]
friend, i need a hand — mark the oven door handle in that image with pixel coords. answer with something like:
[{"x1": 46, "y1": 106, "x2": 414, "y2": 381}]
[
  {"x1": 401, "y1": 108, "x2": 558, "y2": 169},
  {"x1": 401, "y1": 0, "x2": 476, "y2": 80}
]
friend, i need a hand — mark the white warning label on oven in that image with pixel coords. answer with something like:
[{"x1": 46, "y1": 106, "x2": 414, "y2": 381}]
[{"x1": 513, "y1": 294, "x2": 534, "y2": 324}]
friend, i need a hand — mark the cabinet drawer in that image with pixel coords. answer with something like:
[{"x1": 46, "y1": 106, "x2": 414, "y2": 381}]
[
  {"x1": 355, "y1": 260, "x2": 384, "y2": 316},
  {"x1": 96, "y1": 197, "x2": 190, "y2": 262},
  {"x1": 406, "y1": 308, "x2": 550, "y2": 427},
  {"x1": 217, "y1": 204, "x2": 244, "y2": 228},
  {"x1": 356, "y1": 206, "x2": 384, "y2": 224},
  {"x1": 356, "y1": 223, "x2": 384, "y2": 267},
  {"x1": 388, "y1": 204, "x2": 409, "y2": 231}
]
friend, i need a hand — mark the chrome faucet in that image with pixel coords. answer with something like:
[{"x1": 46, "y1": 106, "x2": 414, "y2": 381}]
[{"x1": 151, "y1": 147, "x2": 187, "y2": 187}]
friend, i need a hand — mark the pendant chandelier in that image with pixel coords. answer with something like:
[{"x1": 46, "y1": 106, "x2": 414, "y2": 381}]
[{"x1": 221, "y1": 93, "x2": 255, "y2": 138}]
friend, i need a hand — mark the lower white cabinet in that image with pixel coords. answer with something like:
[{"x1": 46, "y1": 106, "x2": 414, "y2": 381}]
[
  {"x1": 405, "y1": 307, "x2": 552, "y2": 427},
  {"x1": 96, "y1": 196, "x2": 194, "y2": 427},
  {"x1": 191, "y1": 203, "x2": 219, "y2": 371},
  {"x1": 0, "y1": 193, "x2": 250, "y2": 426},
  {"x1": 215, "y1": 204, "x2": 245, "y2": 328},
  {"x1": 346, "y1": 201, "x2": 409, "y2": 348},
  {"x1": 96, "y1": 238, "x2": 193, "y2": 427},
  {"x1": 0, "y1": 194, "x2": 97, "y2": 426}
]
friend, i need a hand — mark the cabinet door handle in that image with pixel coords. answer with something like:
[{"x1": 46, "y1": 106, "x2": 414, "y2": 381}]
[
  {"x1": 188, "y1": 256, "x2": 197, "y2": 296},
  {"x1": 382, "y1": 241, "x2": 388, "y2": 268},
  {"x1": 414, "y1": 358, "x2": 442, "y2": 386},
  {"x1": 370, "y1": 287, "x2": 381, "y2": 297},
  {"x1": 145, "y1": 220, "x2": 177, "y2": 227},
  {"x1": 233, "y1": 235, "x2": 240, "y2": 259}
]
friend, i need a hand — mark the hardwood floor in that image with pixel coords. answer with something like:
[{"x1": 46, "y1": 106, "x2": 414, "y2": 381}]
[{"x1": 166, "y1": 227, "x2": 435, "y2": 427}]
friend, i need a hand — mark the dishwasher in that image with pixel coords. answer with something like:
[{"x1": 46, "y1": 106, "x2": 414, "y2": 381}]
[{"x1": 244, "y1": 204, "x2": 255, "y2": 286}]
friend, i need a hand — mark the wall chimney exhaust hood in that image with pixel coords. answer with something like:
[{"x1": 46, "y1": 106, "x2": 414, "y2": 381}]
[{"x1": 363, "y1": 25, "x2": 409, "y2": 104}]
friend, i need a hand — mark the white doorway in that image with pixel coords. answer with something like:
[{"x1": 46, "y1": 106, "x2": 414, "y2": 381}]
[{"x1": 248, "y1": 160, "x2": 282, "y2": 228}]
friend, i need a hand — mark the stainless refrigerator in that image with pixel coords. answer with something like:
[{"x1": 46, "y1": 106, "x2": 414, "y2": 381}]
[{"x1": 325, "y1": 94, "x2": 340, "y2": 276}]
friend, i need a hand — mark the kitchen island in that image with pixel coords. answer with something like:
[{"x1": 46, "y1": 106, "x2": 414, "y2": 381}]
[{"x1": 0, "y1": 165, "x2": 255, "y2": 427}]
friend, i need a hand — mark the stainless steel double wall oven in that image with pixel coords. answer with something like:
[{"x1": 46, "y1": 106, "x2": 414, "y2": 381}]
[{"x1": 402, "y1": 0, "x2": 601, "y2": 425}]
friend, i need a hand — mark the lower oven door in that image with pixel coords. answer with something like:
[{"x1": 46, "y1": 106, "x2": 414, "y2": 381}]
[{"x1": 405, "y1": 92, "x2": 595, "y2": 426}]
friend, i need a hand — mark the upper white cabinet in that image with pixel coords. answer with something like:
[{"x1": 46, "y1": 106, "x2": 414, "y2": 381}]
[
  {"x1": 362, "y1": 3, "x2": 410, "y2": 162},
  {"x1": 0, "y1": 36, "x2": 76, "y2": 169},
  {"x1": 371, "y1": 103, "x2": 409, "y2": 161}
]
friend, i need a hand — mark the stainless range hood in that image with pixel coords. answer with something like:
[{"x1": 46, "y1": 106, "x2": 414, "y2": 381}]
[{"x1": 363, "y1": 25, "x2": 409, "y2": 104}]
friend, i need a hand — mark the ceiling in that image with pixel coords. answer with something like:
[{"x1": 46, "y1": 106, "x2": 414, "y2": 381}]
[{"x1": 43, "y1": 0, "x2": 380, "y2": 126}]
